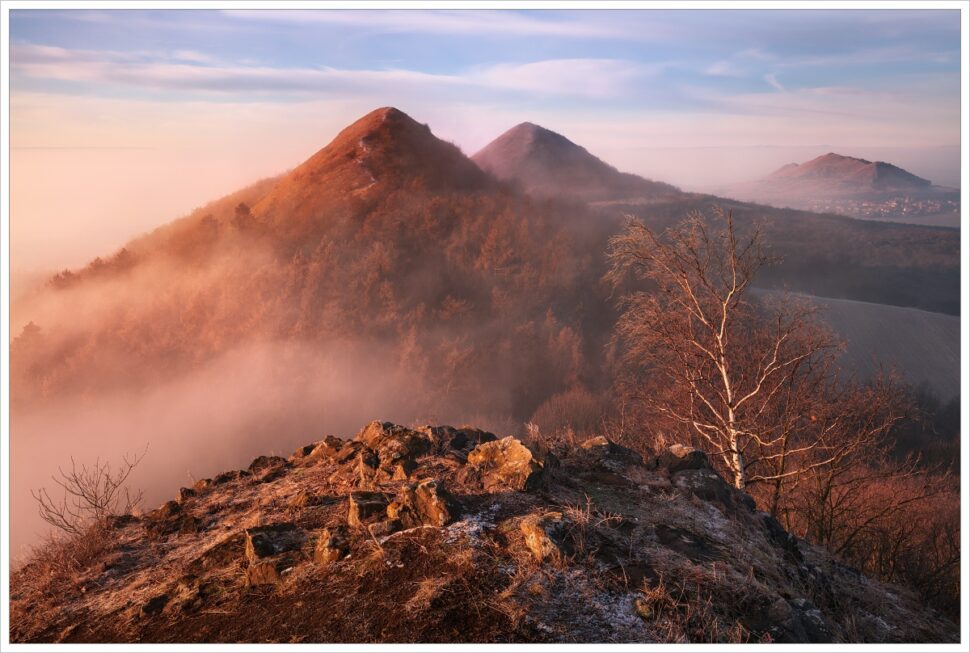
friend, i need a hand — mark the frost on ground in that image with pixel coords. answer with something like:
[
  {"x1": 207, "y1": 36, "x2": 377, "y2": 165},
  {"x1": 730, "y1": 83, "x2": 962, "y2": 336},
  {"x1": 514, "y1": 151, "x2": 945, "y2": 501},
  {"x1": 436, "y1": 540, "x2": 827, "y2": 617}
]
[{"x1": 10, "y1": 420, "x2": 958, "y2": 644}]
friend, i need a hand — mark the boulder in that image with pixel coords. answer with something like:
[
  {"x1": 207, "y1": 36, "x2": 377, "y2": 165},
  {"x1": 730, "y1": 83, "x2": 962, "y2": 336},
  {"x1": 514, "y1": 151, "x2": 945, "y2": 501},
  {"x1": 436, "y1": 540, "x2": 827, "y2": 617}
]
[
  {"x1": 390, "y1": 479, "x2": 457, "y2": 528},
  {"x1": 244, "y1": 523, "x2": 307, "y2": 563},
  {"x1": 653, "y1": 444, "x2": 712, "y2": 474},
  {"x1": 176, "y1": 487, "x2": 196, "y2": 503},
  {"x1": 347, "y1": 491, "x2": 390, "y2": 528},
  {"x1": 314, "y1": 526, "x2": 349, "y2": 564},
  {"x1": 520, "y1": 511, "x2": 572, "y2": 561},
  {"x1": 466, "y1": 437, "x2": 545, "y2": 492}
]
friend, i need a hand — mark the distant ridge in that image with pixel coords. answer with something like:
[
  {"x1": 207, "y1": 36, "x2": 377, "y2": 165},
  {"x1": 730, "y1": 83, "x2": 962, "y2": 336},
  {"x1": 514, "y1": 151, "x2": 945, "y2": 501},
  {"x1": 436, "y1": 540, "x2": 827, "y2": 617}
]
[{"x1": 765, "y1": 152, "x2": 931, "y2": 191}]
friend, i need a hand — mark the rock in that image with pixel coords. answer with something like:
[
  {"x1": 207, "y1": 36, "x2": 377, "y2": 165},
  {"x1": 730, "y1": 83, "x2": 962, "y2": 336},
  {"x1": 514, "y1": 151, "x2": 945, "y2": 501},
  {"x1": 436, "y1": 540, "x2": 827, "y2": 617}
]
[
  {"x1": 148, "y1": 500, "x2": 181, "y2": 520},
  {"x1": 290, "y1": 443, "x2": 317, "y2": 461},
  {"x1": 786, "y1": 598, "x2": 834, "y2": 643},
  {"x1": 671, "y1": 467, "x2": 755, "y2": 513},
  {"x1": 177, "y1": 487, "x2": 196, "y2": 503},
  {"x1": 347, "y1": 491, "x2": 390, "y2": 528},
  {"x1": 355, "y1": 421, "x2": 432, "y2": 480},
  {"x1": 314, "y1": 526, "x2": 349, "y2": 564},
  {"x1": 245, "y1": 561, "x2": 284, "y2": 586},
  {"x1": 579, "y1": 436, "x2": 643, "y2": 466},
  {"x1": 391, "y1": 479, "x2": 457, "y2": 528},
  {"x1": 141, "y1": 594, "x2": 169, "y2": 616},
  {"x1": 368, "y1": 519, "x2": 402, "y2": 538},
  {"x1": 212, "y1": 469, "x2": 250, "y2": 485},
  {"x1": 334, "y1": 441, "x2": 367, "y2": 465},
  {"x1": 248, "y1": 455, "x2": 289, "y2": 474},
  {"x1": 309, "y1": 435, "x2": 345, "y2": 461},
  {"x1": 244, "y1": 524, "x2": 307, "y2": 563},
  {"x1": 670, "y1": 468, "x2": 734, "y2": 505},
  {"x1": 520, "y1": 511, "x2": 572, "y2": 561},
  {"x1": 467, "y1": 437, "x2": 545, "y2": 492},
  {"x1": 192, "y1": 478, "x2": 213, "y2": 493},
  {"x1": 178, "y1": 515, "x2": 201, "y2": 535},
  {"x1": 417, "y1": 425, "x2": 498, "y2": 458},
  {"x1": 653, "y1": 444, "x2": 712, "y2": 474},
  {"x1": 412, "y1": 479, "x2": 456, "y2": 527},
  {"x1": 762, "y1": 513, "x2": 803, "y2": 562}
]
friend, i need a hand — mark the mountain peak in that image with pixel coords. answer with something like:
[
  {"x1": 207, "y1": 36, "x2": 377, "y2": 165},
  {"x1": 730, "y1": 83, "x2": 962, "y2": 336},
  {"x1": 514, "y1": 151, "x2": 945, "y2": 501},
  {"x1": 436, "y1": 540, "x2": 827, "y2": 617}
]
[
  {"x1": 768, "y1": 152, "x2": 930, "y2": 189},
  {"x1": 473, "y1": 122, "x2": 679, "y2": 202},
  {"x1": 251, "y1": 108, "x2": 490, "y2": 220}
]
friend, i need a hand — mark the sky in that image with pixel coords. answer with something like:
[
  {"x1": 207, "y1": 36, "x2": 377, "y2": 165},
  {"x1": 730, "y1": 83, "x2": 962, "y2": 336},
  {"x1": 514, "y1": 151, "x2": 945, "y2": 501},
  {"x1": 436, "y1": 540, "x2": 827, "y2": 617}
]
[{"x1": 8, "y1": 8, "x2": 963, "y2": 273}]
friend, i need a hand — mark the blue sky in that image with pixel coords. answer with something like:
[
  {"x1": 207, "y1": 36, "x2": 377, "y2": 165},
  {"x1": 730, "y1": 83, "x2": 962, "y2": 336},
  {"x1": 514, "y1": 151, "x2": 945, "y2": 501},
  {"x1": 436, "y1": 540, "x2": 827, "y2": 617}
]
[{"x1": 8, "y1": 8, "x2": 963, "y2": 270}]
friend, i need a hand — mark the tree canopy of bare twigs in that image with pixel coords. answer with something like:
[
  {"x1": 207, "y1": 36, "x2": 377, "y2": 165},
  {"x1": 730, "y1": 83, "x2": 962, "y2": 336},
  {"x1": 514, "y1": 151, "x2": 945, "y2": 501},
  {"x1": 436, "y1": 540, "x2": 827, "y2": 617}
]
[
  {"x1": 32, "y1": 448, "x2": 147, "y2": 536},
  {"x1": 606, "y1": 208, "x2": 898, "y2": 496}
]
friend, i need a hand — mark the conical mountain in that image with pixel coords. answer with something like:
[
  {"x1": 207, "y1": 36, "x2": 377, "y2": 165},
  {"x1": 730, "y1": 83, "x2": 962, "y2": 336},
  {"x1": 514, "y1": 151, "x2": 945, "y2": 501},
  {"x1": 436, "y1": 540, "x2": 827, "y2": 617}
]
[
  {"x1": 473, "y1": 122, "x2": 680, "y2": 202},
  {"x1": 11, "y1": 108, "x2": 608, "y2": 420}
]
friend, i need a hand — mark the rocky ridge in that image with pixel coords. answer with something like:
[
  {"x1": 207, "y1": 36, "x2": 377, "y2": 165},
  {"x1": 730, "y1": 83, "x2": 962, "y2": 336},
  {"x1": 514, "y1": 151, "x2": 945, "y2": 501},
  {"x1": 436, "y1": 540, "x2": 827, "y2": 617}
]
[{"x1": 10, "y1": 421, "x2": 956, "y2": 643}]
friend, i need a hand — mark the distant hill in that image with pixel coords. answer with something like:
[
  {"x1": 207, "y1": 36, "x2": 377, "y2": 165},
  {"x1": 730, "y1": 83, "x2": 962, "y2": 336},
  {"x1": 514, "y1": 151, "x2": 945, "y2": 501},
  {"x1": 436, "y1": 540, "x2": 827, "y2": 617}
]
[
  {"x1": 721, "y1": 153, "x2": 959, "y2": 226},
  {"x1": 12, "y1": 109, "x2": 961, "y2": 412},
  {"x1": 472, "y1": 122, "x2": 681, "y2": 203},
  {"x1": 757, "y1": 290, "x2": 960, "y2": 401}
]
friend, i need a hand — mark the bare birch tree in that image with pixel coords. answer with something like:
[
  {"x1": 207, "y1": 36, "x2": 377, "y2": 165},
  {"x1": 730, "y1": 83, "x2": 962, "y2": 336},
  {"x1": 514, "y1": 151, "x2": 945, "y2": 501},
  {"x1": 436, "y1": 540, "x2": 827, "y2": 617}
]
[{"x1": 606, "y1": 208, "x2": 897, "y2": 493}]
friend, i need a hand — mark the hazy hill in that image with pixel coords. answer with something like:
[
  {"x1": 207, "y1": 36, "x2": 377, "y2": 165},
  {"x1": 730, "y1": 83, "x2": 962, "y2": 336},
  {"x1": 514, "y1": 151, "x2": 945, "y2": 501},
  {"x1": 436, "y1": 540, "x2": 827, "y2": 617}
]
[
  {"x1": 757, "y1": 290, "x2": 960, "y2": 401},
  {"x1": 11, "y1": 108, "x2": 609, "y2": 417},
  {"x1": 472, "y1": 122, "x2": 681, "y2": 203},
  {"x1": 10, "y1": 422, "x2": 957, "y2": 643},
  {"x1": 720, "y1": 153, "x2": 960, "y2": 226},
  {"x1": 12, "y1": 109, "x2": 961, "y2": 416}
]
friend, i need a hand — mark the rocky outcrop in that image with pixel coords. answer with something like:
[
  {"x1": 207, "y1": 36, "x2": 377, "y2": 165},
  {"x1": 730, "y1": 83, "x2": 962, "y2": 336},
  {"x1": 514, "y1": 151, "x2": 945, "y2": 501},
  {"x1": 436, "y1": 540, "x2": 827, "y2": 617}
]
[{"x1": 10, "y1": 420, "x2": 957, "y2": 644}]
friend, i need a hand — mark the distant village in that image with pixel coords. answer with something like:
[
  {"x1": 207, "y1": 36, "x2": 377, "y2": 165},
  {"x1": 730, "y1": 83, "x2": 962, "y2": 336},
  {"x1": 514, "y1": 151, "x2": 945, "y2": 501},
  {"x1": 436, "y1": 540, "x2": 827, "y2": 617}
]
[{"x1": 804, "y1": 195, "x2": 959, "y2": 219}]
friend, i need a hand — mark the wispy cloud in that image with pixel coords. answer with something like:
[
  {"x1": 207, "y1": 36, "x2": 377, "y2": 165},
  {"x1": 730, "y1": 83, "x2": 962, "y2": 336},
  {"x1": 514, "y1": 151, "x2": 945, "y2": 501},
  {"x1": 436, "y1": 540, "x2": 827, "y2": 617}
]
[
  {"x1": 11, "y1": 44, "x2": 653, "y2": 100},
  {"x1": 764, "y1": 74, "x2": 785, "y2": 93},
  {"x1": 223, "y1": 9, "x2": 622, "y2": 39}
]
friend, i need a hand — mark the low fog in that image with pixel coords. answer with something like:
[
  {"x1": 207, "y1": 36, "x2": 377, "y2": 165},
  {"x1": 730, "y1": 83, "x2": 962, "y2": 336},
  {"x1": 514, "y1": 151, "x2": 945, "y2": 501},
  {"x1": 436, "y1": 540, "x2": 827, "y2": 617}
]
[{"x1": 10, "y1": 339, "x2": 519, "y2": 560}]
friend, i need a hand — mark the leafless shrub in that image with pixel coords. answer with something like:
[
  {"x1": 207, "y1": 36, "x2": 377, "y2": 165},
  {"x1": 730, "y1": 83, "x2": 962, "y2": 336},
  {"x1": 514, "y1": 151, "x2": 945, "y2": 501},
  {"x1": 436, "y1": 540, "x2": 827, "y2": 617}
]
[{"x1": 31, "y1": 447, "x2": 147, "y2": 536}]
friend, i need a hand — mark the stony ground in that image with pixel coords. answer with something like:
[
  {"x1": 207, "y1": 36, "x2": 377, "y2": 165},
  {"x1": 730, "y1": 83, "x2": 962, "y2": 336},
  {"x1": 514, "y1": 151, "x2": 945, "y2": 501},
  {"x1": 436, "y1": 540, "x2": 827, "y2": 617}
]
[{"x1": 9, "y1": 421, "x2": 957, "y2": 643}]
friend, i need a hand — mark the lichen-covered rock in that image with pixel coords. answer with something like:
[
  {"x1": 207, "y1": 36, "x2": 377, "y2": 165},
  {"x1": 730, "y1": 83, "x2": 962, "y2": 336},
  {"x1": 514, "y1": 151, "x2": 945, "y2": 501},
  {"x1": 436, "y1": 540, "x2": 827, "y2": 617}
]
[
  {"x1": 347, "y1": 491, "x2": 390, "y2": 527},
  {"x1": 391, "y1": 478, "x2": 457, "y2": 528},
  {"x1": 467, "y1": 437, "x2": 545, "y2": 491},
  {"x1": 314, "y1": 526, "x2": 349, "y2": 564}
]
